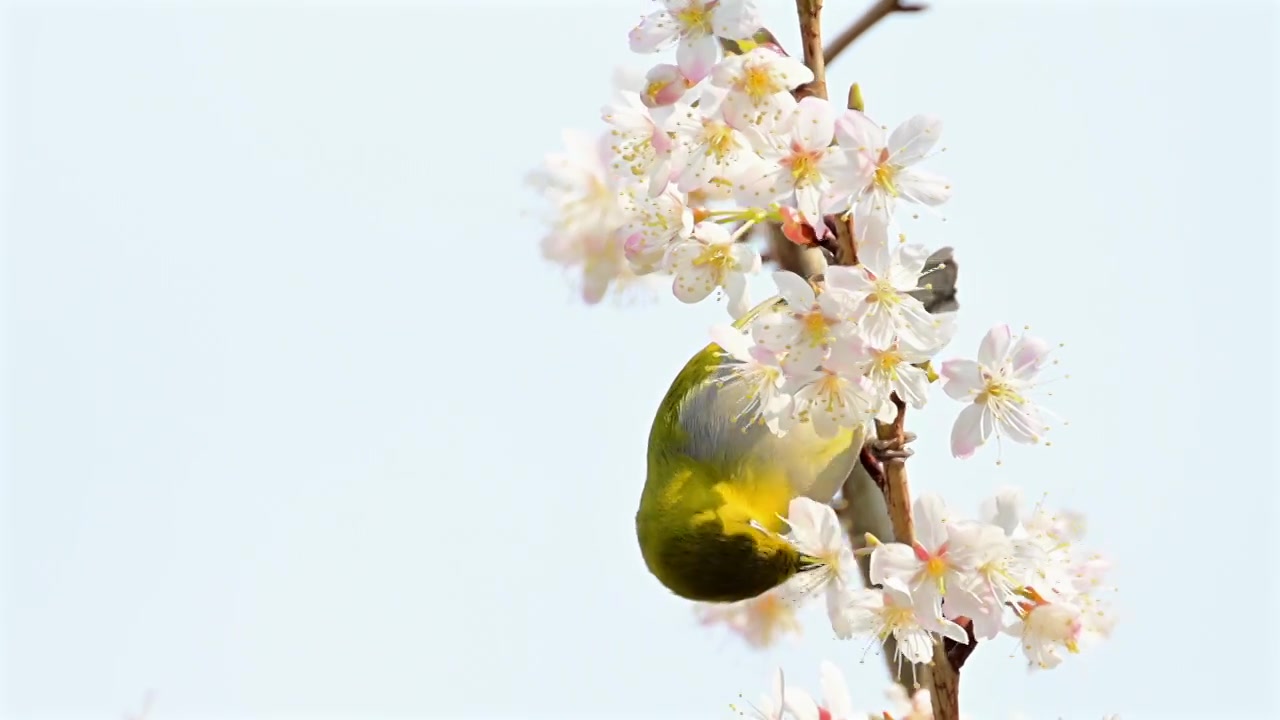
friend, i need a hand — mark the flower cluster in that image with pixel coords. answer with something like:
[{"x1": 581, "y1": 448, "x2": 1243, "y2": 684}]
[
  {"x1": 737, "y1": 664, "x2": 1121, "y2": 720},
  {"x1": 530, "y1": 0, "x2": 951, "y2": 319},
  {"x1": 713, "y1": 494, "x2": 1114, "y2": 673},
  {"x1": 733, "y1": 664, "x2": 935, "y2": 720}
]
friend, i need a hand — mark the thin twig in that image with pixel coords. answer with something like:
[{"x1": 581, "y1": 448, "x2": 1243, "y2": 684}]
[
  {"x1": 824, "y1": 0, "x2": 928, "y2": 66},
  {"x1": 794, "y1": 0, "x2": 828, "y2": 100}
]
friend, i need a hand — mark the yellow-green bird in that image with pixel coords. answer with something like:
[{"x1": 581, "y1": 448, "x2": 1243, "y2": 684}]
[
  {"x1": 634, "y1": 294, "x2": 867, "y2": 603},
  {"x1": 635, "y1": 250, "x2": 957, "y2": 604}
]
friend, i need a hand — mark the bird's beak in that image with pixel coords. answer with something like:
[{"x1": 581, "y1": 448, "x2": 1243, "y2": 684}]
[{"x1": 797, "y1": 555, "x2": 826, "y2": 572}]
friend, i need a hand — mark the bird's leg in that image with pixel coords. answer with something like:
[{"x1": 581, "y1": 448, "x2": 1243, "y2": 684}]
[
  {"x1": 858, "y1": 432, "x2": 917, "y2": 494},
  {"x1": 871, "y1": 431, "x2": 917, "y2": 462}
]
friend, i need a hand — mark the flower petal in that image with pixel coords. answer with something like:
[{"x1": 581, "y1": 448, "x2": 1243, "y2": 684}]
[
  {"x1": 834, "y1": 108, "x2": 884, "y2": 151},
  {"x1": 791, "y1": 96, "x2": 835, "y2": 151},
  {"x1": 940, "y1": 359, "x2": 983, "y2": 398},
  {"x1": 710, "y1": 325, "x2": 753, "y2": 361},
  {"x1": 676, "y1": 35, "x2": 718, "y2": 84},
  {"x1": 711, "y1": 0, "x2": 762, "y2": 40},
  {"x1": 887, "y1": 114, "x2": 943, "y2": 166},
  {"x1": 869, "y1": 543, "x2": 918, "y2": 588},
  {"x1": 994, "y1": 401, "x2": 1043, "y2": 444},
  {"x1": 784, "y1": 687, "x2": 820, "y2": 720},
  {"x1": 895, "y1": 168, "x2": 952, "y2": 206},
  {"x1": 978, "y1": 324, "x2": 1013, "y2": 368},
  {"x1": 1010, "y1": 334, "x2": 1052, "y2": 379},
  {"x1": 692, "y1": 220, "x2": 732, "y2": 245},
  {"x1": 819, "y1": 660, "x2": 854, "y2": 718},
  {"x1": 773, "y1": 270, "x2": 816, "y2": 308},
  {"x1": 913, "y1": 494, "x2": 948, "y2": 551},
  {"x1": 724, "y1": 271, "x2": 752, "y2": 319},
  {"x1": 950, "y1": 401, "x2": 992, "y2": 459},
  {"x1": 628, "y1": 11, "x2": 679, "y2": 53}
]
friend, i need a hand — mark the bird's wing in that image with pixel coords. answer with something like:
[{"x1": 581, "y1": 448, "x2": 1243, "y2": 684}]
[{"x1": 666, "y1": 294, "x2": 862, "y2": 503}]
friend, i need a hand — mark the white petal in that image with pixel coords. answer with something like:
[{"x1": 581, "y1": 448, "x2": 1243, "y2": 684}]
[
  {"x1": 986, "y1": 486, "x2": 1024, "y2": 534},
  {"x1": 913, "y1": 494, "x2": 948, "y2": 551},
  {"x1": 894, "y1": 243, "x2": 933, "y2": 282},
  {"x1": 940, "y1": 359, "x2": 984, "y2": 398},
  {"x1": 771, "y1": 55, "x2": 815, "y2": 90},
  {"x1": 711, "y1": 0, "x2": 762, "y2": 40},
  {"x1": 887, "y1": 114, "x2": 943, "y2": 166},
  {"x1": 784, "y1": 687, "x2": 820, "y2": 720},
  {"x1": 710, "y1": 325, "x2": 754, "y2": 361},
  {"x1": 692, "y1": 220, "x2": 732, "y2": 245},
  {"x1": 895, "y1": 168, "x2": 952, "y2": 206},
  {"x1": 785, "y1": 497, "x2": 826, "y2": 550},
  {"x1": 978, "y1": 324, "x2": 1013, "y2": 368},
  {"x1": 893, "y1": 364, "x2": 932, "y2": 409},
  {"x1": 794, "y1": 185, "x2": 823, "y2": 225},
  {"x1": 834, "y1": 108, "x2": 884, "y2": 150},
  {"x1": 672, "y1": 264, "x2": 717, "y2": 303},
  {"x1": 950, "y1": 402, "x2": 992, "y2": 459},
  {"x1": 628, "y1": 11, "x2": 679, "y2": 53},
  {"x1": 819, "y1": 661, "x2": 854, "y2": 718},
  {"x1": 934, "y1": 616, "x2": 971, "y2": 645},
  {"x1": 773, "y1": 270, "x2": 816, "y2": 308},
  {"x1": 791, "y1": 96, "x2": 835, "y2": 151},
  {"x1": 869, "y1": 543, "x2": 918, "y2": 587},
  {"x1": 724, "y1": 272, "x2": 752, "y2": 319},
  {"x1": 823, "y1": 264, "x2": 871, "y2": 294},
  {"x1": 1010, "y1": 334, "x2": 1052, "y2": 379},
  {"x1": 893, "y1": 627, "x2": 935, "y2": 664},
  {"x1": 730, "y1": 243, "x2": 762, "y2": 273},
  {"x1": 995, "y1": 401, "x2": 1043, "y2": 444}
]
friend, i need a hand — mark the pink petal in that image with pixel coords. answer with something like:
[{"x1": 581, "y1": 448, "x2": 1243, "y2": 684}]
[
  {"x1": 642, "y1": 64, "x2": 688, "y2": 108},
  {"x1": 978, "y1": 324, "x2": 1013, "y2": 368},
  {"x1": 1010, "y1": 334, "x2": 1052, "y2": 379},
  {"x1": 950, "y1": 402, "x2": 992, "y2": 459},
  {"x1": 834, "y1": 108, "x2": 884, "y2": 150},
  {"x1": 676, "y1": 35, "x2": 718, "y2": 84},
  {"x1": 940, "y1": 359, "x2": 983, "y2": 399}
]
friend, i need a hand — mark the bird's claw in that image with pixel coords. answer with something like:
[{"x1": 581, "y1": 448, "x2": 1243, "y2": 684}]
[{"x1": 870, "y1": 432, "x2": 917, "y2": 462}]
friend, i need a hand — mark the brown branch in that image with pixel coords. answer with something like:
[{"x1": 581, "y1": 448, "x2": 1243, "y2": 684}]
[
  {"x1": 873, "y1": 396, "x2": 960, "y2": 720},
  {"x1": 794, "y1": 0, "x2": 828, "y2": 100},
  {"x1": 874, "y1": 395, "x2": 915, "y2": 548},
  {"x1": 824, "y1": 0, "x2": 928, "y2": 66}
]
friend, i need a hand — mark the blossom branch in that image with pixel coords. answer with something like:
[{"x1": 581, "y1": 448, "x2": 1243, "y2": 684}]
[
  {"x1": 874, "y1": 395, "x2": 915, "y2": 544},
  {"x1": 794, "y1": 0, "x2": 828, "y2": 100},
  {"x1": 824, "y1": 0, "x2": 928, "y2": 66},
  {"x1": 871, "y1": 396, "x2": 962, "y2": 720}
]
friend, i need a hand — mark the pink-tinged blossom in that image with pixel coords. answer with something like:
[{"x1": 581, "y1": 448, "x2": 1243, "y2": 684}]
[
  {"x1": 834, "y1": 111, "x2": 952, "y2": 225},
  {"x1": 628, "y1": 0, "x2": 761, "y2": 83},
  {"x1": 940, "y1": 324, "x2": 1056, "y2": 459},
  {"x1": 736, "y1": 97, "x2": 872, "y2": 232}
]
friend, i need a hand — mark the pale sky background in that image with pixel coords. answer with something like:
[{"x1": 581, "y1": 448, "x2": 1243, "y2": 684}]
[{"x1": 1, "y1": 0, "x2": 1277, "y2": 719}]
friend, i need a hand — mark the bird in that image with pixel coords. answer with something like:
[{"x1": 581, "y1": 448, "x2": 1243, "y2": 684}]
[{"x1": 634, "y1": 247, "x2": 957, "y2": 604}]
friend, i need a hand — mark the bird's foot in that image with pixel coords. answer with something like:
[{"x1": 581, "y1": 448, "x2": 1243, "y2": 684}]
[{"x1": 870, "y1": 432, "x2": 917, "y2": 462}]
